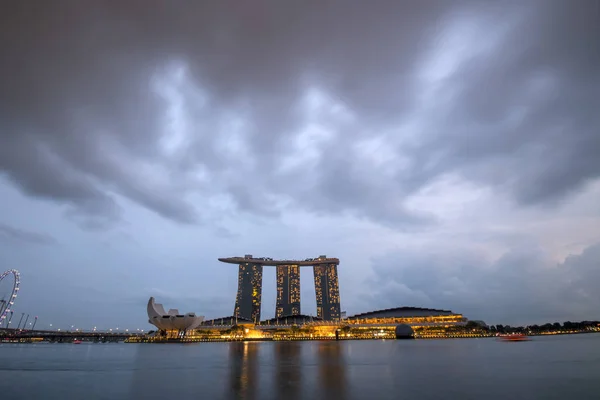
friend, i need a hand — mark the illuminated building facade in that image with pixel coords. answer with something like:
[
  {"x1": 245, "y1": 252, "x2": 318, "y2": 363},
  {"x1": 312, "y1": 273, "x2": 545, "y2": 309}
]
[
  {"x1": 234, "y1": 259, "x2": 263, "y2": 323},
  {"x1": 313, "y1": 260, "x2": 341, "y2": 321},
  {"x1": 276, "y1": 265, "x2": 301, "y2": 318},
  {"x1": 220, "y1": 255, "x2": 342, "y2": 322},
  {"x1": 345, "y1": 307, "x2": 466, "y2": 327}
]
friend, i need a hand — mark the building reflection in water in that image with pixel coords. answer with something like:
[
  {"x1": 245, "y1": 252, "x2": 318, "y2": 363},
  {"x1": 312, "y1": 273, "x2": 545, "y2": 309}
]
[
  {"x1": 226, "y1": 341, "x2": 347, "y2": 400},
  {"x1": 274, "y1": 342, "x2": 302, "y2": 400},
  {"x1": 228, "y1": 341, "x2": 259, "y2": 400},
  {"x1": 316, "y1": 341, "x2": 347, "y2": 400}
]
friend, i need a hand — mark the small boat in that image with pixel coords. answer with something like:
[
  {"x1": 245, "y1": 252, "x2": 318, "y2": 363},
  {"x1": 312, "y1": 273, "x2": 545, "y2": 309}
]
[
  {"x1": 500, "y1": 334, "x2": 530, "y2": 342},
  {"x1": 72, "y1": 340, "x2": 83, "y2": 344}
]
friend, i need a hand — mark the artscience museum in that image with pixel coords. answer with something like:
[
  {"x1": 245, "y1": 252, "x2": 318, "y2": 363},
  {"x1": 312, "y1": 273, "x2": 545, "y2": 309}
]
[{"x1": 147, "y1": 297, "x2": 205, "y2": 332}]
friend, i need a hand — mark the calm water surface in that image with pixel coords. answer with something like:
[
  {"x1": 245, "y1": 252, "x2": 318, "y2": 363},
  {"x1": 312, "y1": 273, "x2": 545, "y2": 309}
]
[{"x1": 2, "y1": 334, "x2": 600, "y2": 399}]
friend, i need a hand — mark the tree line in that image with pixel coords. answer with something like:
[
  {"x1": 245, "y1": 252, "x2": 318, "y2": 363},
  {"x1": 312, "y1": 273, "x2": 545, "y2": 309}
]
[{"x1": 465, "y1": 320, "x2": 599, "y2": 334}]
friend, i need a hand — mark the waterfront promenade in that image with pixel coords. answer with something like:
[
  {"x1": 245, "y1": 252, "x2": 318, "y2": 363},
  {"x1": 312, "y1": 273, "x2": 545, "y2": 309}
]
[{"x1": 3, "y1": 324, "x2": 598, "y2": 344}]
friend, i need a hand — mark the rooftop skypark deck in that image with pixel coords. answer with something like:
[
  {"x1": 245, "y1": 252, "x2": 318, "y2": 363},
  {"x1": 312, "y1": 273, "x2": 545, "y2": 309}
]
[{"x1": 218, "y1": 255, "x2": 340, "y2": 266}]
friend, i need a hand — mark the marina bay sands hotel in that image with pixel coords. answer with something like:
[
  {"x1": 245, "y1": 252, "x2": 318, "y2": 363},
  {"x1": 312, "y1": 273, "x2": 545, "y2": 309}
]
[{"x1": 218, "y1": 255, "x2": 341, "y2": 323}]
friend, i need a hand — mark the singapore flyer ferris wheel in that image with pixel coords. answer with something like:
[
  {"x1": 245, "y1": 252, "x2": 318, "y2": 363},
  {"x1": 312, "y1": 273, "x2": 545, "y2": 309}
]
[{"x1": 0, "y1": 269, "x2": 20, "y2": 324}]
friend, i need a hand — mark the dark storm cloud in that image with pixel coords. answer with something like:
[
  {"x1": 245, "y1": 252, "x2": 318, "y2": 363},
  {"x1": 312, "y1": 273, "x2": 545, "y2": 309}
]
[
  {"x1": 0, "y1": 223, "x2": 57, "y2": 245},
  {"x1": 365, "y1": 243, "x2": 600, "y2": 324},
  {"x1": 416, "y1": 2, "x2": 600, "y2": 206},
  {"x1": 0, "y1": 1, "x2": 599, "y2": 227}
]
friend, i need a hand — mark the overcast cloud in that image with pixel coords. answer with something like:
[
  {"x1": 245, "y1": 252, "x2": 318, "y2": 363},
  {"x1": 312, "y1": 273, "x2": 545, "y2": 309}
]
[{"x1": 1, "y1": 1, "x2": 599, "y2": 330}]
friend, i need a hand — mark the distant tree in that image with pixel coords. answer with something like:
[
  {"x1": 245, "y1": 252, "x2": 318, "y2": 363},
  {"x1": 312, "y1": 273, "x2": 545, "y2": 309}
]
[
  {"x1": 465, "y1": 321, "x2": 479, "y2": 329},
  {"x1": 224, "y1": 325, "x2": 244, "y2": 335},
  {"x1": 541, "y1": 323, "x2": 553, "y2": 331}
]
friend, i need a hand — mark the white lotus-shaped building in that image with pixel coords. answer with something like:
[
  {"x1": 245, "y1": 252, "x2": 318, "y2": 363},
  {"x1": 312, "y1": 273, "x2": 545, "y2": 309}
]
[{"x1": 147, "y1": 297, "x2": 204, "y2": 331}]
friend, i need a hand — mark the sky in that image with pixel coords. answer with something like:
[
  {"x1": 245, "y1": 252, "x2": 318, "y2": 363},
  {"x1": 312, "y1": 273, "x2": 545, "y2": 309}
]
[{"x1": 0, "y1": 1, "x2": 599, "y2": 331}]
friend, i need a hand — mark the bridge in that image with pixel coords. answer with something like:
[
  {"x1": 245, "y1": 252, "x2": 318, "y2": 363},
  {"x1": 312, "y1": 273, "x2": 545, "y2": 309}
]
[{"x1": 0, "y1": 328, "x2": 139, "y2": 343}]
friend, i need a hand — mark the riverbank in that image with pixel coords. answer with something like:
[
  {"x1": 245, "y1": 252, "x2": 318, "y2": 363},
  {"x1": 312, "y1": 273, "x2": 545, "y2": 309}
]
[{"x1": 124, "y1": 329, "x2": 599, "y2": 343}]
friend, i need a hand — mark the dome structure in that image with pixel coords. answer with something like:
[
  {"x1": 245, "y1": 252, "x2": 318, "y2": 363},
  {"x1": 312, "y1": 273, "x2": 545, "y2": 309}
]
[
  {"x1": 147, "y1": 297, "x2": 204, "y2": 331},
  {"x1": 395, "y1": 324, "x2": 415, "y2": 339}
]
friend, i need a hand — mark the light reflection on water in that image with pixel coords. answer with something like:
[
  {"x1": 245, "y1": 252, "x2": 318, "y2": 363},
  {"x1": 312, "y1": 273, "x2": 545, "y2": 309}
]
[{"x1": 2, "y1": 334, "x2": 600, "y2": 399}]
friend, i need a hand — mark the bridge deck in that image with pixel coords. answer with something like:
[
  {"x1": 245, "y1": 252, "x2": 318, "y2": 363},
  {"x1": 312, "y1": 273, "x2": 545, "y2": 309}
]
[{"x1": 0, "y1": 328, "x2": 138, "y2": 341}]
